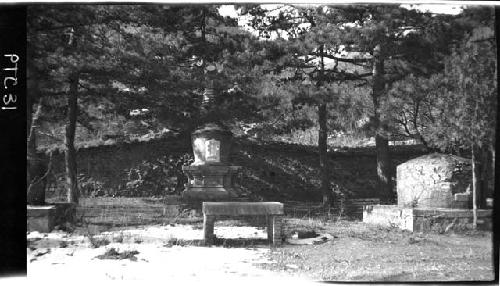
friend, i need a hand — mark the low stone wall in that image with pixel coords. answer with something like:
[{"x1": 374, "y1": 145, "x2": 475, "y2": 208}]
[
  {"x1": 363, "y1": 205, "x2": 492, "y2": 232},
  {"x1": 332, "y1": 198, "x2": 381, "y2": 219},
  {"x1": 362, "y1": 205, "x2": 414, "y2": 231},
  {"x1": 412, "y1": 208, "x2": 492, "y2": 232}
]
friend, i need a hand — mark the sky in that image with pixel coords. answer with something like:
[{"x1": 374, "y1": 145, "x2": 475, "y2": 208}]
[
  {"x1": 218, "y1": 3, "x2": 465, "y2": 19},
  {"x1": 401, "y1": 4, "x2": 464, "y2": 14},
  {"x1": 219, "y1": 4, "x2": 467, "y2": 41}
]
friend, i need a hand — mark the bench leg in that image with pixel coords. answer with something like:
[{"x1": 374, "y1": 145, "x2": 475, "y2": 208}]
[
  {"x1": 267, "y1": 216, "x2": 274, "y2": 243},
  {"x1": 272, "y1": 216, "x2": 283, "y2": 246},
  {"x1": 203, "y1": 214, "x2": 215, "y2": 246}
]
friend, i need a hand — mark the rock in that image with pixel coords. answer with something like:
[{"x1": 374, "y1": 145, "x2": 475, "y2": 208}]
[
  {"x1": 287, "y1": 233, "x2": 333, "y2": 245},
  {"x1": 34, "y1": 248, "x2": 51, "y2": 257}
]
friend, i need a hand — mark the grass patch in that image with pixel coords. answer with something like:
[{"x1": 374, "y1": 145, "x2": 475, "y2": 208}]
[
  {"x1": 87, "y1": 235, "x2": 110, "y2": 248},
  {"x1": 259, "y1": 219, "x2": 494, "y2": 281},
  {"x1": 163, "y1": 238, "x2": 202, "y2": 247}
]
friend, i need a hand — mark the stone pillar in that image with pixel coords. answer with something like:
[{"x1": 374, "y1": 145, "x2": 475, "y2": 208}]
[
  {"x1": 203, "y1": 214, "x2": 216, "y2": 246},
  {"x1": 272, "y1": 216, "x2": 283, "y2": 246},
  {"x1": 267, "y1": 215, "x2": 274, "y2": 243}
]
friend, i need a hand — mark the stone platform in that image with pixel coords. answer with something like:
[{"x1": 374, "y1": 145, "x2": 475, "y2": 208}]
[
  {"x1": 182, "y1": 165, "x2": 242, "y2": 201},
  {"x1": 363, "y1": 205, "x2": 492, "y2": 232}
]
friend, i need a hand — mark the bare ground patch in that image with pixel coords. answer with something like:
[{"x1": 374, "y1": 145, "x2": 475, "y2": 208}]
[
  {"x1": 259, "y1": 220, "x2": 494, "y2": 281},
  {"x1": 30, "y1": 198, "x2": 494, "y2": 281}
]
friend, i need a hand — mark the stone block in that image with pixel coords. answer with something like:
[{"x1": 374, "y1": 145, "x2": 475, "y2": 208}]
[
  {"x1": 27, "y1": 205, "x2": 56, "y2": 233},
  {"x1": 363, "y1": 205, "x2": 414, "y2": 231},
  {"x1": 203, "y1": 214, "x2": 216, "y2": 246},
  {"x1": 397, "y1": 153, "x2": 471, "y2": 209},
  {"x1": 27, "y1": 203, "x2": 76, "y2": 233}
]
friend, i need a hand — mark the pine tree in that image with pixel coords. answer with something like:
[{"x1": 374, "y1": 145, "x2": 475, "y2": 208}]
[
  {"x1": 28, "y1": 5, "x2": 178, "y2": 203},
  {"x1": 432, "y1": 22, "x2": 496, "y2": 225},
  {"x1": 327, "y1": 5, "x2": 465, "y2": 199},
  {"x1": 241, "y1": 5, "x2": 374, "y2": 205},
  {"x1": 27, "y1": 5, "x2": 260, "y2": 203},
  {"x1": 383, "y1": 7, "x2": 496, "y2": 226}
]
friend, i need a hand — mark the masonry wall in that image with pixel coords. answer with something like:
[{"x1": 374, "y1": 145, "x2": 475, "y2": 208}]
[
  {"x1": 44, "y1": 135, "x2": 192, "y2": 197},
  {"x1": 43, "y1": 136, "x2": 429, "y2": 202},
  {"x1": 363, "y1": 205, "x2": 492, "y2": 232}
]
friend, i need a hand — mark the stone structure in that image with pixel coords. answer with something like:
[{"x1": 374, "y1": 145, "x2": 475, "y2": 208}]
[
  {"x1": 363, "y1": 205, "x2": 492, "y2": 232},
  {"x1": 182, "y1": 123, "x2": 242, "y2": 201},
  {"x1": 397, "y1": 153, "x2": 472, "y2": 209},
  {"x1": 202, "y1": 202, "x2": 284, "y2": 246},
  {"x1": 27, "y1": 203, "x2": 75, "y2": 232},
  {"x1": 28, "y1": 205, "x2": 57, "y2": 233},
  {"x1": 363, "y1": 153, "x2": 492, "y2": 232}
]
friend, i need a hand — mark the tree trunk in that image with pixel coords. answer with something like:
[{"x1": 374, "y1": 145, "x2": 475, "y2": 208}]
[
  {"x1": 480, "y1": 147, "x2": 490, "y2": 208},
  {"x1": 491, "y1": 146, "x2": 495, "y2": 197},
  {"x1": 318, "y1": 103, "x2": 330, "y2": 206},
  {"x1": 317, "y1": 45, "x2": 331, "y2": 206},
  {"x1": 375, "y1": 134, "x2": 391, "y2": 196},
  {"x1": 471, "y1": 143, "x2": 483, "y2": 229},
  {"x1": 372, "y1": 44, "x2": 392, "y2": 199},
  {"x1": 65, "y1": 73, "x2": 79, "y2": 203},
  {"x1": 27, "y1": 101, "x2": 47, "y2": 205},
  {"x1": 492, "y1": 147, "x2": 495, "y2": 173}
]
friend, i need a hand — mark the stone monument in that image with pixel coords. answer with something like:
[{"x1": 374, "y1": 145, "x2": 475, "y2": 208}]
[
  {"x1": 182, "y1": 123, "x2": 242, "y2": 201},
  {"x1": 397, "y1": 153, "x2": 472, "y2": 209},
  {"x1": 182, "y1": 65, "x2": 242, "y2": 201}
]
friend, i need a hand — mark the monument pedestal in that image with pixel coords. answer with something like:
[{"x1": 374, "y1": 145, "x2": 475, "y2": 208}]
[{"x1": 182, "y1": 165, "x2": 242, "y2": 200}]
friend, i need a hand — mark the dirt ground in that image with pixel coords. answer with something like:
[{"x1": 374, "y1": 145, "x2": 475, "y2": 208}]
[
  {"x1": 261, "y1": 219, "x2": 495, "y2": 281},
  {"x1": 27, "y1": 224, "x2": 291, "y2": 281},
  {"x1": 27, "y1": 213, "x2": 495, "y2": 282}
]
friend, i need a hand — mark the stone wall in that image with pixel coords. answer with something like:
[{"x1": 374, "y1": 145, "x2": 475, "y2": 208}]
[
  {"x1": 412, "y1": 208, "x2": 492, "y2": 232},
  {"x1": 42, "y1": 136, "x2": 429, "y2": 201},
  {"x1": 363, "y1": 205, "x2": 492, "y2": 232},
  {"x1": 363, "y1": 205, "x2": 415, "y2": 231},
  {"x1": 43, "y1": 135, "x2": 192, "y2": 197},
  {"x1": 232, "y1": 140, "x2": 428, "y2": 202},
  {"x1": 396, "y1": 153, "x2": 471, "y2": 209}
]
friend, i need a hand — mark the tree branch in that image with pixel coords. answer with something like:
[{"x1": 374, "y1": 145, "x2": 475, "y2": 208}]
[{"x1": 309, "y1": 52, "x2": 372, "y2": 64}]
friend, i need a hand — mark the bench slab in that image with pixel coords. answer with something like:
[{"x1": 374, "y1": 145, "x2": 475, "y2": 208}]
[
  {"x1": 202, "y1": 202, "x2": 284, "y2": 216},
  {"x1": 202, "y1": 202, "x2": 284, "y2": 246}
]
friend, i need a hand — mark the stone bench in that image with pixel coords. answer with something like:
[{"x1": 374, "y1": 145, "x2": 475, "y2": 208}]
[{"x1": 202, "y1": 202, "x2": 284, "y2": 246}]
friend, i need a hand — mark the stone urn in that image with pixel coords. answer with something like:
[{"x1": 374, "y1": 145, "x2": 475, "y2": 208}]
[{"x1": 182, "y1": 123, "x2": 242, "y2": 201}]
